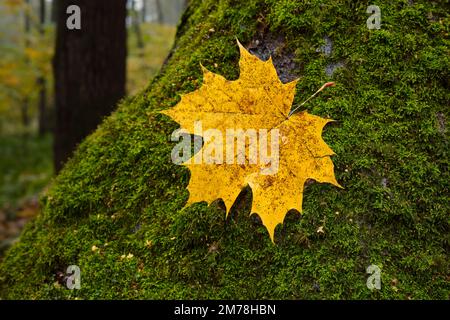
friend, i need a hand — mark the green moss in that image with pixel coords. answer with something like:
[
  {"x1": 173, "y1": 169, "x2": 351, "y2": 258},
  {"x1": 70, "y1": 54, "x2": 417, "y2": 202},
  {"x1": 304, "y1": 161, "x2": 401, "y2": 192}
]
[{"x1": 0, "y1": 0, "x2": 448, "y2": 299}]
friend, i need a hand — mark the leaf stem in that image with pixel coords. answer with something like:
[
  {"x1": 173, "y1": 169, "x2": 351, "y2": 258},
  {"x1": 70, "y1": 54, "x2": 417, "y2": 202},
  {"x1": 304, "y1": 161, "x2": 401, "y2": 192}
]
[{"x1": 288, "y1": 82, "x2": 335, "y2": 117}]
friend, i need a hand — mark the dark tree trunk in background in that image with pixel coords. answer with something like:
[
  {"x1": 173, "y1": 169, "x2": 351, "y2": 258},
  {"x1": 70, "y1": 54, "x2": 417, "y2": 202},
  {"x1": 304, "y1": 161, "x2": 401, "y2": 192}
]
[
  {"x1": 142, "y1": 0, "x2": 147, "y2": 23},
  {"x1": 131, "y1": 0, "x2": 144, "y2": 49},
  {"x1": 155, "y1": 0, "x2": 163, "y2": 24},
  {"x1": 22, "y1": 0, "x2": 31, "y2": 128},
  {"x1": 38, "y1": 0, "x2": 48, "y2": 135},
  {"x1": 53, "y1": 0, "x2": 127, "y2": 172},
  {"x1": 51, "y1": 0, "x2": 57, "y2": 23}
]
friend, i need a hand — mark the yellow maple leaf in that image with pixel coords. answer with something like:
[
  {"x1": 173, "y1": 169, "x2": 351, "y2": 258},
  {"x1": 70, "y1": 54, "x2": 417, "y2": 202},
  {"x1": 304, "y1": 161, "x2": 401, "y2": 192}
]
[{"x1": 162, "y1": 41, "x2": 342, "y2": 241}]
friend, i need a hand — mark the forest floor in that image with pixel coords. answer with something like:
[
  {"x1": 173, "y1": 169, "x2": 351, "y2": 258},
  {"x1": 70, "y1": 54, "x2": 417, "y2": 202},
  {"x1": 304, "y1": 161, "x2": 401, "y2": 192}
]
[{"x1": 0, "y1": 134, "x2": 52, "y2": 257}]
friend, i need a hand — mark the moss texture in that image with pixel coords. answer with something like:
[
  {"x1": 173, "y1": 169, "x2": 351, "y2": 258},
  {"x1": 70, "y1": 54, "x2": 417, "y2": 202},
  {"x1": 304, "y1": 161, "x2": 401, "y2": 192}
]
[{"x1": 0, "y1": 0, "x2": 448, "y2": 299}]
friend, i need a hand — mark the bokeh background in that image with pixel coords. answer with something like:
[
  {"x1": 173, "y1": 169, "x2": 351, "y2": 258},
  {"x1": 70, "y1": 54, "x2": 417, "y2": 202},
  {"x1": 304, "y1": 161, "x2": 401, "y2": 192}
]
[{"x1": 0, "y1": 0, "x2": 184, "y2": 255}]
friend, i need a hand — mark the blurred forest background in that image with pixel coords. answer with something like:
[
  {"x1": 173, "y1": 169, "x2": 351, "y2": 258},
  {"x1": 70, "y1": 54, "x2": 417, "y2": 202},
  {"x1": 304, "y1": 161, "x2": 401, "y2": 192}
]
[{"x1": 0, "y1": 0, "x2": 185, "y2": 254}]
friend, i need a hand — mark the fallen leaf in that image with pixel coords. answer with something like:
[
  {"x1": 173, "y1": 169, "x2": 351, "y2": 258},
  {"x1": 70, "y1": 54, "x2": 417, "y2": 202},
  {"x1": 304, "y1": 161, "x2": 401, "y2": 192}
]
[{"x1": 162, "y1": 40, "x2": 341, "y2": 241}]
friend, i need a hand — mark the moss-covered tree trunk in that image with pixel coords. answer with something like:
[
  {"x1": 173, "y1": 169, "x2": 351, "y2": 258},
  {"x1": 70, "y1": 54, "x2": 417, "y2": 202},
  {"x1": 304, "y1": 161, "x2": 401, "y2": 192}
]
[{"x1": 0, "y1": 0, "x2": 448, "y2": 299}]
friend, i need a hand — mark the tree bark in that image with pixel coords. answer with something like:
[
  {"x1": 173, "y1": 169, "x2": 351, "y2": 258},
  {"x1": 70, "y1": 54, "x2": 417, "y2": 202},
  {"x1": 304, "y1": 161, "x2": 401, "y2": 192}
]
[{"x1": 53, "y1": 0, "x2": 127, "y2": 172}]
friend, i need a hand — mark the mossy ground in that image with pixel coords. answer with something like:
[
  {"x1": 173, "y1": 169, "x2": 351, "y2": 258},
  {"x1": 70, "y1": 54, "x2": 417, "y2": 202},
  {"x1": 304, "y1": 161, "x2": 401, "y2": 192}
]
[{"x1": 0, "y1": 0, "x2": 448, "y2": 299}]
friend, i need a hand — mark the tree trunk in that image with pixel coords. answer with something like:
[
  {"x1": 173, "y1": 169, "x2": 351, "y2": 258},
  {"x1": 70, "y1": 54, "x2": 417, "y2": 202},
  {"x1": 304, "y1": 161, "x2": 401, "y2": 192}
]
[
  {"x1": 50, "y1": 0, "x2": 57, "y2": 23},
  {"x1": 20, "y1": 98, "x2": 30, "y2": 128},
  {"x1": 154, "y1": 0, "x2": 163, "y2": 24},
  {"x1": 141, "y1": 0, "x2": 147, "y2": 23},
  {"x1": 53, "y1": 0, "x2": 127, "y2": 172},
  {"x1": 22, "y1": 0, "x2": 31, "y2": 128},
  {"x1": 38, "y1": 0, "x2": 48, "y2": 135},
  {"x1": 131, "y1": 0, "x2": 144, "y2": 49}
]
